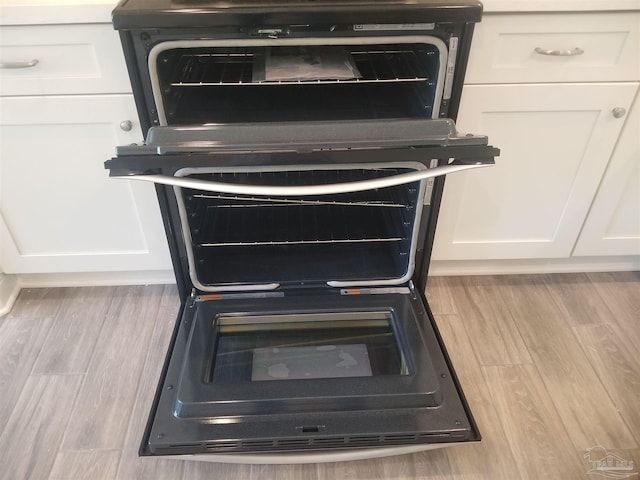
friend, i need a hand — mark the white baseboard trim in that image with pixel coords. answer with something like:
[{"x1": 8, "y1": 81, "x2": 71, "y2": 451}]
[
  {"x1": 16, "y1": 270, "x2": 176, "y2": 288},
  {"x1": 2, "y1": 258, "x2": 638, "y2": 315},
  {"x1": 0, "y1": 274, "x2": 21, "y2": 317},
  {"x1": 430, "y1": 256, "x2": 640, "y2": 276},
  {"x1": 0, "y1": 270, "x2": 176, "y2": 317}
]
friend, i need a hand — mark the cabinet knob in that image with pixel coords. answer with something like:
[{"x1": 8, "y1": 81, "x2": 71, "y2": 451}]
[
  {"x1": 120, "y1": 120, "x2": 133, "y2": 132},
  {"x1": 612, "y1": 107, "x2": 626, "y2": 119}
]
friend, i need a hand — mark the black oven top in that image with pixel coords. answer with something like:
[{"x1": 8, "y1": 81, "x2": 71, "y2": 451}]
[{"x1": 112, "y1": 0, "x2": 483, "y2": 29}]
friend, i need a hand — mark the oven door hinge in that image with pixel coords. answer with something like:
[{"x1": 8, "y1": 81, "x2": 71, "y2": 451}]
[
  {"x1": 340, "y1": 286, "x2": 411, "y2": 296},
  {"x1": 194, "y1": 291, "x2": 286, "y2": 302},
  {"x1": 408, "y1": 280, "x2": 418, "y2": 300},
  {"x1": 188, "y1": 289, "x2": 198, "y2": 308}
]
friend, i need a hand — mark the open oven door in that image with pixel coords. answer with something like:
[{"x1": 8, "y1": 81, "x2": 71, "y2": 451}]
[{"x1": 106, "y1": 118, "x2": 498, "y2": 463}]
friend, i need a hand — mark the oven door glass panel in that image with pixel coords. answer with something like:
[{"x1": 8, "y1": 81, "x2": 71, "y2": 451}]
[{"x1": 210, "y1": 310, "x2": 409, "y2": 383}]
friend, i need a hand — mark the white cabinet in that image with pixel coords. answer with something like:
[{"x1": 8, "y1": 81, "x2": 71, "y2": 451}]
[
  {"x1": 464, "y1": 12, "x2": 640, "y2": 84},
  {"x1": 433, "y1": 11, "x2": 640, "y2": 264},
  {"x1": 0, "y1": 95, "x2": 171, "y2": 274},
  {"x1": 573, "y1": 92, "x2": 640, "y2": 257},
  {"x1": 0, "y1": 22, "x2": 172, "y2": 276},
  {"x1": 0, "y1": 24, "x2": 131, "y2": 96},
  {"x1": 433, "y1": 83, "x2": 638, "y2": 260}
]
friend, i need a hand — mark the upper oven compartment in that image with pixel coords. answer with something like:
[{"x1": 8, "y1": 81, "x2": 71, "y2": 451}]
[{"x1": 149, "y1": 37, "x2": 448, "y2": 125}]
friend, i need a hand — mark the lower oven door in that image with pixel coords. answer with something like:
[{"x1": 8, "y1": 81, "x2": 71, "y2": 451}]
[
  {"x1": 105, "y1": 118, "x2": 498, "y2": 461},
  {"x1": 140, "y1": 286, "x2": 478, "y2": 462}
]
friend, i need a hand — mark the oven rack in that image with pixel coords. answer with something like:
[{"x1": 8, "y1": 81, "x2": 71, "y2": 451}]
[
  {"x1": 192, "y1": 194, "x2": 407, "y2": 209},
  {"x1": 169, "y1": 48, "x2": 432, "y2": 86},
  {"x1": 191, "y1": 200, "x2": 411, "y2": 248},
  {"x1": 199, "y1": 237, "x2": 404, "y2": 247}
]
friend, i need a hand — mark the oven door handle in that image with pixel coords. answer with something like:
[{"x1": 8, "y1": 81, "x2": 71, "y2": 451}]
[{"x1": 113, "y1": 160, "x2": 493, "y2": 196}]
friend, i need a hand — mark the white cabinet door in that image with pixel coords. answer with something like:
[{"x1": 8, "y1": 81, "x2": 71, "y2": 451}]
[
  {"x1": 0, "y1": 24, "x2": 131, "y2": 96},
  {"x1": 0, "y1": 95, "x2": 172, "y2": 273},
  {"x1": 432, "y1": 82, "x2": 639, "y2": 261},
  {"x1": 465, "y1": 12, "x2": 640, "y2": 85},
  {"x1": 573, "y1": 92, "x2": 640, "y2": 257}
]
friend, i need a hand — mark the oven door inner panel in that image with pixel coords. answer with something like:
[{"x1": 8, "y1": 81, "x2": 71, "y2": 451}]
[{"x1": 147, "y1": 290, "x2": 473, "y2": 455}]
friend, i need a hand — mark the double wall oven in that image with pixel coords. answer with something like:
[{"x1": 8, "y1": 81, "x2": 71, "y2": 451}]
[{"x1": 106, "y1": 0, "x2": 499, "y2": 463}]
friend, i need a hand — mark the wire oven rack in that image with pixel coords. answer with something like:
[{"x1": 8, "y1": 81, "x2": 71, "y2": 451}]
[
  {"x1": 168, "y1": 47, "x2": 432, "y2": 86},
  {"x1": 183, "y1": 171, "x2": 419, "y2": 249}
]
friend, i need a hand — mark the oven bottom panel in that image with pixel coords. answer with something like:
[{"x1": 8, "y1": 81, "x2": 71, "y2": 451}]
[{"x1": 141, "y1": 289, "x2": 479, "y2": 456}]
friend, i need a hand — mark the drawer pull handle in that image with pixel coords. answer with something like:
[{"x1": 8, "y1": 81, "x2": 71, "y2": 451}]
[
  {"x1": 0, "y1": 59, "x2": 39, "y2": 69},
  {"x1": 534, "y1": 47, "x2": 584, "y2": 57}
]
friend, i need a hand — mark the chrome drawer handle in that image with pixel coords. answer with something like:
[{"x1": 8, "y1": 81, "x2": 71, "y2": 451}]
[
  {"x1": 0, "y1": 59, "x2": 39, "y2": 69},
  {"x1": 534, "y1": 47, "x2": 584, "y2": 57}
]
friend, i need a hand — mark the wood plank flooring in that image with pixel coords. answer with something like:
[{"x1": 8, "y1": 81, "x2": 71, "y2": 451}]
[{"x1": 0, "y1": 273, "x2": 638, "y2": 480}]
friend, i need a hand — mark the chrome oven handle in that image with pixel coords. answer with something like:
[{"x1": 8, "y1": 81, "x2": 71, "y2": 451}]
[
  {"x1": 0, "y1": 59, "x2": 39, "y2": 69},
  {"x1": 534, "y1": 47, "x2": 584, "y2": 57},
  {"x1": 113, "y1": 161, "x2": 493, "y2": 196}
]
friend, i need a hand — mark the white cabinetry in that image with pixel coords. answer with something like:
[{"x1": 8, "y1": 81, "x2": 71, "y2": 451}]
[
  {"x1": 433, "y1": 12, "x2": 640, "y2": 264},
  {"x1": 573, "y1": 92, "x2": 640, "y2": 257},
  {"x1": 0, "y1": 24, "x2": 171, "y2": 275},
  {"x1": 0, "y1": 24, "x2": 132, "y2": 96}
]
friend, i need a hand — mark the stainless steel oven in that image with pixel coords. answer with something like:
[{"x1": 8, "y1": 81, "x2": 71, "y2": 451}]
[{"x1": 106, "y1": 0, "x2": 498, "y2": 463}]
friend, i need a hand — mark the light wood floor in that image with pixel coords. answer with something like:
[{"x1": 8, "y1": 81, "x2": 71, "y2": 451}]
[{"x1": 0, "y1": 272, "x2": 638, "y2": 480}]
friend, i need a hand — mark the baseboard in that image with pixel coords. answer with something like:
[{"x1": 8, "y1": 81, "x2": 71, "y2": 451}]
[
  {"x1": 16, "y1": 270, "x2": 176, "y2": 288},
  {"x1": 430, "y1": 256, "x2": 640, "y2": 276},
  {"x1": 2, "y1": 258, "x2": 638, "y2": 316},
  {"x1": 0, "y1": 270, "x2": 176, "y2": 317},
  {"x1": 0, "y1": 274, "x2": 21, "y2": 317}
]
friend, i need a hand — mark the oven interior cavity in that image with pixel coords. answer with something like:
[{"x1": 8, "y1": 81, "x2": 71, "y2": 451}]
[
  {"x1": 154, "y1": 43, "x2": 441, "y2": 124},
  {"x1": 177, "y1": 167, "x2": 423, "y2": 288}
]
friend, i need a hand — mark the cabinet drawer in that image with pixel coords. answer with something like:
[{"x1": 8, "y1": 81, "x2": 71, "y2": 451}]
[
  {"x1": 465, "y1": 12, "x2": 640, "y2": 84},
  {"x1": 0, "y1": 24, "x2": 131, "y2": 96}
]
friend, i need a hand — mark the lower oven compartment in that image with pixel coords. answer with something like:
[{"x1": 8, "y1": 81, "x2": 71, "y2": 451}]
[
  {"x1": 176, "y1": 165, "x2": 425, "y2": 289},
  {"x1": 144, "y1": 290, "x2": 476, "y2": 456}
]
